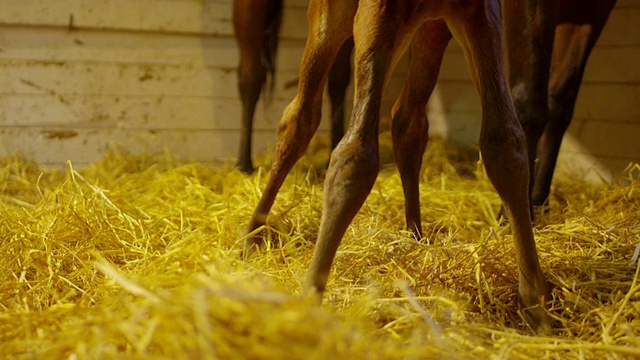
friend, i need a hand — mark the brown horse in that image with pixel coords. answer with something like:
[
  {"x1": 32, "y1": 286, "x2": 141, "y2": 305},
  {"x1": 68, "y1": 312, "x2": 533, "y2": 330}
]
[
  {"x1": 505, "y1": 0, "x2": 616, "y2": 210},
  {"x1": 244, "y1": 0, "x2": 551, "y2": 333},
  {"x1": 232, "y1": 0, "x2": 353, "y2": 174}
]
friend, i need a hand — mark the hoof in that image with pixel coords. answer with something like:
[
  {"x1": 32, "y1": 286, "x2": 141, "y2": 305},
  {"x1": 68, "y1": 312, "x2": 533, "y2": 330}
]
[
  {"x1": 520, "y1": 302, "x2": 552, "y2": 335},
  {"x1": 237, "y1": 161, "x2": 255, "y2": 175},
  {"x1": 497, "y1": 205, "x2": 509, "y2": 223},
  {"x1": 518, "y1": 291, "x2": 553, "y2": 335},
  {"x1": 240, "y1": 237, "x2": 260, "y2": 260},
  {"x1": 531, "y1": 203, "x2": 551, "y2": 220}
]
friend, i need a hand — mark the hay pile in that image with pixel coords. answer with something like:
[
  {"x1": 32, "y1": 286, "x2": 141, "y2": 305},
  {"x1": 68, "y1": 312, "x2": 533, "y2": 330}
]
[{"x1": 1, "y1": 139, "x2": 639, "y2": 359}]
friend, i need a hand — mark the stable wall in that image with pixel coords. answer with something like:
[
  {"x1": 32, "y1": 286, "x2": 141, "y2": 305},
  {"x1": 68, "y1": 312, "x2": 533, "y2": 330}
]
[
  {"x1": 1, "y1": 0, "x2": 638, "y2": 182},
  {"x1": 426, "y1": 0, "x2": 640, "y2": 182},
  {"x1": 0, "y1": 0, "x2": 315, "y2": 167}
]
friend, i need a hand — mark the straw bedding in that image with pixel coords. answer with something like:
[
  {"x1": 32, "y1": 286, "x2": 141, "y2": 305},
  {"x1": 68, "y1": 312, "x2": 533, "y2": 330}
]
[{"x1": 1, "y1": 138, "x2": 638, "y2": 359}]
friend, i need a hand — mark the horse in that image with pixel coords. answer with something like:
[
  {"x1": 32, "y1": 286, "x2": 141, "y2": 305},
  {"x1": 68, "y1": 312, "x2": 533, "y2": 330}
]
[
  {"x1": 504, "y1": 0, "x2": 616, "y2": 211},
  {"x1": 232, "y1": 0, "x2": 353, "y2": 174},
  {"x1": 243, "y1": 0, "x2": 552, "y2": 333}
]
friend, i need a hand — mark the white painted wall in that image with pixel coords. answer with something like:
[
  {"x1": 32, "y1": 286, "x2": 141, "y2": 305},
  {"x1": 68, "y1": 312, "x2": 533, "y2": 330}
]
[{"x1": 1, "y1": 0, "x2": 638, "y2": 183}]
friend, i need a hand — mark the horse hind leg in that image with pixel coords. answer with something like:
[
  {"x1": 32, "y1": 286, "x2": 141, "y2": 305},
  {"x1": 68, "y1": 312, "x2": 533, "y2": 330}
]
[
  {"x1": 502, "y1": 0, "x2": 557, "y2": 216},
  {"x1": 532, "y1": 1, "x2": 616, "y2": 207},
  {"x1": 446, "y1": 0, "x2": 551, "y2": 333},
  {"x1": 327, "y1": 37, "x2": 354, "y2": 151},
  {"x1": 391, "y1": 20, "x2": 451, "y2": 239}
]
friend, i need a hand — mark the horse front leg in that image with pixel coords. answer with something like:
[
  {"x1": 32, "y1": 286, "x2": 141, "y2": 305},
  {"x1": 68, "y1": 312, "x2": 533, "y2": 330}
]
[
  {"x1": 233, "y1": 0, "x2": 270, "y2": 174},
  {"x1": 244, "y1": 1, "x2": 356, "y2": 257}
]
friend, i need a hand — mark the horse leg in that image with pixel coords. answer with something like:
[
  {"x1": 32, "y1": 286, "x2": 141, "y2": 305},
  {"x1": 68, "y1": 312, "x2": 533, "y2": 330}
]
[
  {"x1": 532, "y1": 0, "x2": 616, "y2": 206},
  {"x1": 502, "y1": 0, "x2": 558, "y2": 213},
  {"x1": 304, "y1": 0, "x2": 421, "y2": 297},
  {"x1": 244, "y1": 1, "x2": 356, "y2": 256},
  {"x1": 233, "y1": 0, "x2": 268, "y2": 174},
  {"x1": 327, "y1": 37, "x2": 354, "y2": 151},
  {"x1": 446, "y1": 0, "x2": 551, "y2": 333},
  {"x1": 391, "y1": 20, "x2": 451, "y2": 239}
]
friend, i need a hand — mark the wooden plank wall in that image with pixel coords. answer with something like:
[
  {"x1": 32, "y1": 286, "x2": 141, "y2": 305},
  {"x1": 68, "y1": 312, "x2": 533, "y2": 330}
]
[
  {"x1": 427, "y1": 0, "x2": 640, "y2": 182},
  {"x1": 553, "y1": 0, "x2": 640, "y2": 181},
  {"x1": 0, "y1": 0, "x2": 316, "y2": 168},
  {"x1": 1, "y1": 0, "x2": 638, "y2": 183}
]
